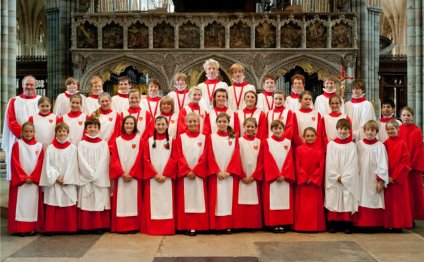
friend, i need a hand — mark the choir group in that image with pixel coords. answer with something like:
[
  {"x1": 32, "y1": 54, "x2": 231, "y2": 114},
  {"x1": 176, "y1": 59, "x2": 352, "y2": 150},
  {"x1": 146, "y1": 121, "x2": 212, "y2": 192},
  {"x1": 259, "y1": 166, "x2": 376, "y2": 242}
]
[{"x1": 3, "y1": 58, "x2": 424, "y2": 237}]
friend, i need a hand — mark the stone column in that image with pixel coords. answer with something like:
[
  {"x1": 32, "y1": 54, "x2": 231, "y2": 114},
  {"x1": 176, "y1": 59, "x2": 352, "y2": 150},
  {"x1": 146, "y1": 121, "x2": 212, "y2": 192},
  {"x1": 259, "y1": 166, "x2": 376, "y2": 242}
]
[
  {"x1": 407, "y1": 0, "x2": 423, "y2": 129},
  {"x1": 1, "y1": 0, "x2": 17, "y2": 133}
]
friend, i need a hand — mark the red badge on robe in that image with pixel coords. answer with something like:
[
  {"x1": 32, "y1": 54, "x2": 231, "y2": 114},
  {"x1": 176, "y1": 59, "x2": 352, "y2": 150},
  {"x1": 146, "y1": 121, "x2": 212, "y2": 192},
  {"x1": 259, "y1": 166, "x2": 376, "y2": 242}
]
[
  {"x1": 254, "y1": 145, "x2": 259, "y2": 151},
  {"x1": 138, "y1": 117, "x2": 143, "y2": 121},
  {"x1": 49, "y1": 119, "x2": 53, "y2": 123},
  {"x1": 284, "y1": 145, "x2": 288, "y2": 150},
  {"x1": 228, "y1": 140, "x2": 233, "y2": 146},
  {"x1": 35, "y1": 150, "x2": 39, "y2": 156},
  {"x1": 109, "y1": 117, "x2": 113, "y2": 122},
  {"x1": 312, "y1": 116, "x2": 316, "y2": 121},
  {"x1": 198, "y1": 141, "x2": 202, "y2": 147},
  {"x1": 171, "y1": 120, "x2": 175, "y2": 124},
  {"x1": 78, "y1": 121, "x2": 83, "y2": 126},
  {"x1": 132, "y1": 144, "x2": 136, "y2": 149},
  {"x1": 200, "y1": 114, "x2": 204, "y2": 118}
]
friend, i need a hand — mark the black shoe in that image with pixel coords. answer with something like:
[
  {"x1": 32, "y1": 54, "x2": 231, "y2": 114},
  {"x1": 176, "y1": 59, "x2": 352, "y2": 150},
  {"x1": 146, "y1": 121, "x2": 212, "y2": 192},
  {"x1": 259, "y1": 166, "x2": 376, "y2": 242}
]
[
  {"x1": 328, "y1": 227, "x2": 336, "y2": 233},
  {"x1": 43, "y1": 232, "x2": 54, "y2": 237},
  {"x1": 27, "y1": 231, "x2": 37, "y2": 236},
  {"x1": 273, "y1": 227, "x2": 280, "y2": 233},
  {"x1": 278, "y1": 227, "x2": 286, "y2": 233},
  {"x1": 226, "y1": 229, "x2": 232, "y2": 234},
  {"x1": 392, "y1": 228, "x2": 403, "y2": 233},
  {"x1": 188, "y1": 230, "x2": 197, "y2": 236},
  {"x1": 344, "y1": 228, "x2": 352, "y2": 234}
]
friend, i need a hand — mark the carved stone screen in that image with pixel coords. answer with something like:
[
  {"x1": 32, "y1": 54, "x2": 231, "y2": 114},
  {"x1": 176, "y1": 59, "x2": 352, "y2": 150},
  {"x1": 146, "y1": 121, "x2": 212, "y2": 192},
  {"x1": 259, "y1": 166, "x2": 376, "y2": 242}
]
[
  {"x1": 128, "y1": 22, "x2": 149, "y2": 49},
  {"x1": 332, "y1": 21, "x2": 353, "y2": 48},
  {"x1": 179, "y1": 22, "x2": 200, "y2": 48},
  {"x1": 281, "y1": 22, "x2": 302, "y2": 48},
  {"x1": 153, "y1": 22, "x2": 174, "y2": 48},
  {"x1": 103, "y1": 22, "x2": 123, "y2": 49},
  {"x1": 204, "y1": 22, "x2": 225, "y2": 48},
  {"x1": 230, "y1": 22, "x2": 250, "y2": 48},
  {"x1": 255, "y1": 23, "x2": 276, "y2": 48},
  {"x1": 306, "y1": 20, "x2": 327, "y2": 48},
  {"x1": 77, "y1": 22, "x2": 97, "y2": 48}
]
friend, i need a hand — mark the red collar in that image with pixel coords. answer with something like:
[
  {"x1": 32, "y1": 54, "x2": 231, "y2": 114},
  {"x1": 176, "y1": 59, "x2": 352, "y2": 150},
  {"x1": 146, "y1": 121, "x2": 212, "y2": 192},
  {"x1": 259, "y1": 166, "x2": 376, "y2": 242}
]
[
  {"x1": 147, "y1": 96, "x2": 161, "y2": 102},
  {"x1": 19, "y1": 94, "x2": 37, "y2": 99},
  {"x1": 188, "y1": 103, "x2": 200, "y2": 110},
  {"x1": 273, "y1": 106, "x2": 285, "y2": 112},
  {"x1": 363, "y1": 138, "x2": 378, "y2": 145},
  {"x1": 351, "y1": 97, "x2": 366, "y2": 103},
  {"x1": 233, "y1": 82, "x2": 247, "y2": 87},
  {"x1": 121, "y1": 133, "x2": 137, "y2": 141},
  {"x1": 205, "y1": 79, "x2": 219, "y2": 85},
  {"x1": 214, "y1": 106, "x2": 228, "y2": 113},
  {"x1": 21, "y1": 137, "x2": 37, "y2": 145},
  {"x1": 161, "y1": 112, "x2": 173, "y2": 117},
  {"x1": 333, "y1": 137, "x2": 352, "y2": 144},
  {"x1": 175, "y1": 89, "x2": 188, "y2": 94},
  {"x1": 243, "y1": 134, "x2": 256, "y2": 141},
  {"x1": 322, "y1": 91, "x2": 335, "y2": 98},
  {"x1": 64, "y1": 91, "x2": 79, "y2": 98},
  {"x1": 90, "y1": 94, "x2": 99, "y2": 99},
  {"x1": 67, "y1": 111, "x2": 83, "y2": 118},
  {"x1": 39, "y1": 112, "x2": 52, "y2": 117},
  {"x1": 243, "y1": 107, "x2": 257, "y2": 114},
  {"x1": 299, "y1": 107, "x2": 313, "y2": 113},
  {"x1": 290, "y1": 93, "x2": 300, "y2": 99},
  {"x1": 271, "y1": 135, "x2": 285, "y2": 142},
  {"x1": 185, "y1": 130, "x2": 200, "y2": 138},
  {"x1": 380, "y1": 116, "x2": 395, "y2": 123},
  {"x1": 127, "y1": 107, "x2": 141, "y2": 114},
  {"x1": 82, "y1": 135, "x2": 102, "y2": 143},
  {"x1": 117, "y1": 93, "x2": 129, "y2": 98},
  {"x1": 388, "y1": 136, "x2": 400, "y2": 141},
  {"x1": 53, "y1": 138, "x2": 71, "y2": 149},
  {"x1": 329, "y1": 112, "x2": 342, "y2": 117},
  {"x1": 100, "y1": 108, "x2": 112, "y2": 114},
  {"x1": 154, "y1": 132, "x2": 167, "y2": 140},
  {"x1": 262, "y1": 90, "x2": 273, "y2": 96},
  {"x1": 217, "y1": 131, "x2": 229, "y2": 137}
]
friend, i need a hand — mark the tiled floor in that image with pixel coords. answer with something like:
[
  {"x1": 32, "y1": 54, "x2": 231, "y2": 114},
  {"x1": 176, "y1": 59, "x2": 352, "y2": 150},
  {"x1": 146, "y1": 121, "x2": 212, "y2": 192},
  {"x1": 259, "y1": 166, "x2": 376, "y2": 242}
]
[{"x1": 1, "y1": 219, "x2": 424, "y2": 262}]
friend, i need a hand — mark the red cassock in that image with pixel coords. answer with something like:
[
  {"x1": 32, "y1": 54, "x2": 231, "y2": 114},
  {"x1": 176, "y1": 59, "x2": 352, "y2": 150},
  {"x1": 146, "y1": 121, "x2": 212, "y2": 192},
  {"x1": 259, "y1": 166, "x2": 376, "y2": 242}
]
[
  {"x1": 383, "y1": 136, "x2": 413, "y2": 229},
  {"x1": 177, "y1": 103, "x2": 209, "y2": 135},
  {"x1": 233, "y1": 135, "x2": 264, "y2": 229},
  {"x1": 262, "y1": 136, "x2": 295, "y2": 227},
  {"x1": 398, "y1": 124, "x2": 424, "y2": 220},
  {"x1": 175, "y1": 132, "x2": 209, "y2": 231},
  {"x1": 207, "y1": 132, "x2": 242, "y2": 230},
  {"x1": 109, "y1": 133, "x2": 143, "y2": 232},
  {"x1": 292, "y1": 108, "x2": 322, "y2": 147},
  {"x1": 8, "y1": 139, "x2": 44, "y2": 233},
  {"x1": 141, "y1": 134, "x2": 177, "y2": 235},
  {"x1": 293, "y1": 142, "x2": 326, "y2": 232},
  {"x1": 266, "y1": 106, "x2": 293, "y2": 140}
]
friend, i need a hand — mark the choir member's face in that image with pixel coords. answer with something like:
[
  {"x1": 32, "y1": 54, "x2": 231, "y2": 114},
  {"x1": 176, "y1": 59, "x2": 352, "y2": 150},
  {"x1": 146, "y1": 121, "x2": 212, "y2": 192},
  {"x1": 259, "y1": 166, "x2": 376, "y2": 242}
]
[
  {"x1": 56, "y1": 128, "x2": 68, "y2": 141},
  {"x1": 100, "y1": 96, "x2": 111, "y2": 110},
  {"x1": 263, "y1": 79, "x2": 276, "y2": 92},
  {"x1": 214, "y1": 91, "x2": 227, "y2": 108},
  {"x1": 244, "y1": 121, "x2": 257, "y2": 137},
  {"x1": 70, "y1": 98, "x2": 81, "y2": 112},
  {"x1": 205, "y1": 64, "x2": 218, "y2": 79},
  {"x1": 329, "y1": 98, "x2": 342, "y2": 113},
  {"x1": 161, "y1": 102, "x2": 172, "y2": 114},
  {"x1": 364, "y1": 128, "x2": 377, "y2": 140},
  {"x1": 129, "y1": 92, "x2": 141, "y2": 108},
  {"x1": 175, "y1": 78, "x2": 187, "y2": 90},
  {"x1": 23, "y1": 77, "x2": 36, "y2": 96},
  {"x1": 232, "y1": 69, "x2": 244, "y2": 82},
  {"x1": 300, "y1": 94, "x2": 313, "y2": 109},
  {"x1": 39, "y1": 101, "x2": 51, "y2": 114},
  {"x1": 324, "y1": 80, "x2": 335, "y2": 92},
  {"x1": 337, "y1": 127, "x2": 350, "y2": 138},
  {"x1": 186, "y1": 116, "x2": 199, "y2": 133},
  {"x1": 124, "y1": 118, "x2": 135, "y2": 134},
  {"x1": 91, "y1": 82, "x2": 103, "y2": 95},
  {"x1": 66, "y1": 82, "x2": 78, "y2": 94},
  {"x1": 191, "y1": 90, "x2": 202, "y2": 104},
  {"x1": 244, "y1": 93, "x2": 256, "y2": 108},
  {"x1": 155, "y1": 118, "x2": 168, "y2": 134},
  {"x1": 385, "y1": 123, "x2": 398, "y2": 137},
  {"x1": 381, "y1": 104, "x2": 395, "y2": 117},
  {"x1": 119, "y1": 81, "x2": 130, "y2": 93},
  {"x1": 216, "y1": 117, "x2": 229, "y2": 132},
  {"x1": 304, "y1": 130, "x2": 317, "y2": 144},
  {"x1": 86, "y1": 124, "x2": 99, "y2": 136},
  {"x1": 273, "y1": 94, "x2": 285, "y2": 107},
  {"x1": 22, "y1": 125, "x2": 35, "y2": 140},
  {"x1": 292, "y1": 79, "x2": 305, "y2": 93},
  {"x1": 400, "y1": 110, "x2": 413, "y2": 125},
  {"x1": 352, "y1": 86, "x2": 363, "y2": 97},
  {"x1": 271, "y1": 125, "x2": 284, "y2": 138},
  {"x1": 148, "y1": 84, "x2": 160, "y2": 97}
]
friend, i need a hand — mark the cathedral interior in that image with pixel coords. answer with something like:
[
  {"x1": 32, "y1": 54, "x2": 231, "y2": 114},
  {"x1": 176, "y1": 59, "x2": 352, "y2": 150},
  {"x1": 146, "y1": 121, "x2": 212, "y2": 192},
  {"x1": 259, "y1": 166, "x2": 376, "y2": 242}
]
[{"x1": 1, "y1": 0, "x2": 423, "y2": 130}]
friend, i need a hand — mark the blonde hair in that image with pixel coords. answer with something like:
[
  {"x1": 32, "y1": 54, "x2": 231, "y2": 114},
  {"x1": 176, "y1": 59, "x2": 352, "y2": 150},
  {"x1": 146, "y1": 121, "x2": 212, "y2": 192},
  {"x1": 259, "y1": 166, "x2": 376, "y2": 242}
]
[
  {"x1": 89, "y1": 76, "x2": 103, "y2": 87},
  {"x1": 160, "y1": 96, "x2": 175, "y2": 113},
  {"x1": 174, "y1": 72, "x2": 187, "y2": 82},
  {"x1": 363, "y1": 120, "x2": 379, "y2": 132},
  {"x1": 229, "y1": 63, "x2": 245, "y2": 75},
  {"x1": 203, "y1": 58, "x2": 220, "y2": 71}
]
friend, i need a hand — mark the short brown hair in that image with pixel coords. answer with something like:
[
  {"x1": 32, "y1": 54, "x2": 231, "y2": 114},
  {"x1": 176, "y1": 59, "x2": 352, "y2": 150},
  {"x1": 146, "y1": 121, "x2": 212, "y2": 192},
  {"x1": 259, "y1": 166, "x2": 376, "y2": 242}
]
[
  {"x1": 119, "y1": 76, "x2": 131, "y2": 84},
  {"x1": 323, "y1": 76, "x2": 338, "y2": 83},
  {"x1": 89, "y1": 76, "x2": 103, "y2": 87},
  {"x1": 229, "y1": 63, "x2": 245, "y2": 75},
  {"x1": 121, "y1": 115, "x2": 138, "y2": 134},
  {"x1": 243, "y1": 117, "x2": 257, "y2": 127},
  {"x1": 160, "y1": 96, "x2": 175, "y2": 113},
  {"x1": 147, "y1": 78, "x2": 161, "y2": 89},
  {"x1": 363, "y1": 120, "x2": 379, "y2": 133},
  {"x1": 336, "y1": 118, "x2": 351, "y2": 130},
  {"x1": 262, "y1": 74, "x2": 276, "y2": 83},
  {"x1": 270, "y1": 120, "x2": 285, "y2": 130},
  {"x1": 303, "y1": 127, "x2": 317, "y2": 136},
  {"x1": 84, "y1": 117, "x2": 101, "y2": 129},
  {"x1": 291, "y1": 74, "x2": 305, "y2": 85},
  {"x1": 174, "y1": 72, "x2": 187, "y2": 82},
  {"x1": 38, "y1": 96, "x2": 51, "y2": 106},
  {"x1": 55, "y1": 122, "x2": 70, "y2": 134},
  {"x1": 273, "y1": 90, "x2": 285, "y2": 98},
  {"x1": 386, "y1": 119, "x2": 400, "y2": 130},
  {"x1": 400, "y1": 106, "x2": 414, "y2": 116},
  {"x1": 351, "y1": 79, "x2": 365, "y2": 91},
  {"x1": 65, "y1": 77, "x2": 78, "y2": 87},
  {"x1": 329, "y1": 94, "x2": 342, "y2": 105}
]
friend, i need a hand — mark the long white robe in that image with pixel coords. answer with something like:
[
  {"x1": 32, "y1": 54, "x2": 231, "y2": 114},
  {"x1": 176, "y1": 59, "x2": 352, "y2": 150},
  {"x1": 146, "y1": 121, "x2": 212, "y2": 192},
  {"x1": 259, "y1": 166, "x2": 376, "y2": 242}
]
[
  {"x1": 53, "y1": 92, "x2": 87, "y2": 116},
  {"x1": 322, "y1": 113, "x2": 348, "y2": 142},
  {"x1": 40, "y1": 143, "x2": 79, "y2": 207},
  {"x1": 227, "y1": 84, "x2": 256, "y2": 111},
  {"x1": 314, "y1": 94, "x2": 345, "y2": 116},
  {"x1": 167, "y1": 90, "x2": 189, "y2": 115},
  {"x1": 345, "y1": 100, "x2": 376, "y2": 141},
  {"x1": 31, "y1": 113, "x2": 58, "y2": 149},
  {"x1": 324, "y1": 140, "x2": 360, "y2": 213},
  {"x1": 378, "y1": 119, "x2": 402, "y2": 142},
  {"x1": 198, "y1": 81, "x2": 228, "y2": 111},
  {"x1": 98, "y1": 111, "x2": 119, "y2": 141},
  {"x1": 77, "y1": 139, "x2": 110, "y2": 211},
  {"x1": 63, "y1": 113, "x2": 87, "y2": 145},
  {"x1": 238, "y1": 137, "x2": 260, "y2": 205},
  {"x1": 111, "y1": 95, "x2": 129, "y2": 113},
  {"x1": 256, "y1": 93, "x2": 273, "y2": 113},
  {"x1": 356, "y1": 140, "x2": 389, "y2": 209},
  {"x1": 84, "y1": 96, "x2": 100, "y2": 115}
]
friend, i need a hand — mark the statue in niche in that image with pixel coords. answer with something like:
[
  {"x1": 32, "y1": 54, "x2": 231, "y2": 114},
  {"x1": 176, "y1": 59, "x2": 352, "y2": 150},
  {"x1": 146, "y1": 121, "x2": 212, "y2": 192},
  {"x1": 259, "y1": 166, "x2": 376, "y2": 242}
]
[
  {"x1": 77, "y1": 22, "x2": 98, "y2": 48},
  {"x1": 230, "y1": 22, "x2": 250, "y2": 48},
  {"x1": 154, "y1": 22, "x2": 174, "y2": 48},
  {"x1": 128, "y1": 22, "x2": 149, "y2": 49},
  {"x1": 179, "y1": 23, "x2": 200, "y2": 48},
  {"x1": 336, "y1": 0, "x2": 350, "y2": 12},
  {"x1": 204, "y1": 22, "x2": 225, "y2": 48},
  {"x1": 103, "y1": 23, "x2": 123, "y2": 49},
  {"x1": 331, "y1": 22, "x2": 352, "y2": 48},
  {"x1": 306, "y1": 21, "x2": 326, "y2": 48},
  {"x1": 281, "y1": 23, "x2": 301, "y2": 48},
  {"x1": 255, "y1": 23, "x2": 276, "y2": 48}
]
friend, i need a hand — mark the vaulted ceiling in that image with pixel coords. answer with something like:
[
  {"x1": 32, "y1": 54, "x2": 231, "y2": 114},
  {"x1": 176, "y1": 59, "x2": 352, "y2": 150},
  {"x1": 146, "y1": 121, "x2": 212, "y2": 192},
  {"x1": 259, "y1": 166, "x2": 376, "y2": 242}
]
[
  {"x1": 17, "y1": 0, "x2": 46, "y2": 56},
  {"x1": 380, "y1": 0, "x2": 407, "y2": 54}
]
